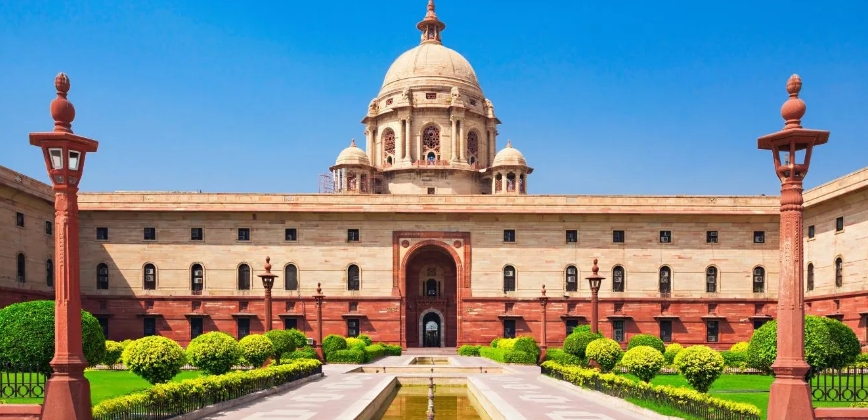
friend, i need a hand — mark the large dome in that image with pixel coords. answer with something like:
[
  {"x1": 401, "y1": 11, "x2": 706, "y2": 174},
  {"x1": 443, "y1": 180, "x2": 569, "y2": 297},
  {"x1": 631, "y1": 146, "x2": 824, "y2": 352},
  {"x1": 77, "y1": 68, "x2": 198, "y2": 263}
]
[{"x1": 380, "y1": 43, "x2": 481, "y2": 96}]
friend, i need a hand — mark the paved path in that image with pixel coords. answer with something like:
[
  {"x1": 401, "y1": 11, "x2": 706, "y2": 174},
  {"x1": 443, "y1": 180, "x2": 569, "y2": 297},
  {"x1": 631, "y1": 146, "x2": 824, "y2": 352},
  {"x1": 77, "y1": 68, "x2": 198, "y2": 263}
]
[{"x1": 203, "y1": 356, "x2": 661, "y2": 420}]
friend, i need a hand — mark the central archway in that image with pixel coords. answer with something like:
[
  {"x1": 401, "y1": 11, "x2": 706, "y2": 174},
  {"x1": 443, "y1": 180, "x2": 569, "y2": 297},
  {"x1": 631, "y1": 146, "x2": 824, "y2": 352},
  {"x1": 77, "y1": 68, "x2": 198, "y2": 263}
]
[{"x1": 403, "y1": 244, "x2": 459, "y2": 347}]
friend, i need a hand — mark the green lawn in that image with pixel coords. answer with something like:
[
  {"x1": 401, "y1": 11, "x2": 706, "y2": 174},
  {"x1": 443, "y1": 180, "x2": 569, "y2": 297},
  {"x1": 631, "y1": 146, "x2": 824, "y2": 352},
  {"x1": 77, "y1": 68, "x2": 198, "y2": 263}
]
[{"x1": 4, "y1": 370, "x2": 201, "y2": 406}]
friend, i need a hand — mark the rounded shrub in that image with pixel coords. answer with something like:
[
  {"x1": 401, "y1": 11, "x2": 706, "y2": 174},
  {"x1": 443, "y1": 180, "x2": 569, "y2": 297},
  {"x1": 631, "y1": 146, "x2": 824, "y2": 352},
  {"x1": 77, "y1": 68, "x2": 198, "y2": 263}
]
[
  {"x1": 103, "y1": 340, "x2": 125, "y2": 366},
  {"x1": 563, "y1": 330, "x2": 603, "y2": 359},
  {"x1": 823, "y1": 317, "x2": 861, "y2": 369},
  {"x1": 458, "y1": 345, "x2": 481, "y2": 356},
  {"x1": 186, "y1": 332, "x2": 240, "y2": 375},
  {"x1": 627, "y1": 334, "x2": 665, "y2": 355},
  {"x1": 622, "y1": 346, "x2": 664, "y2": 382},
  {"x1": 322, "y1": 334, "x2": 347, "y2": 356},
  {"x1": 747, "y1": 315, "x2": 858, "y2": 375},
  {"x1": 264, "y1": 330, "x2": 297, "y2": 364},
  {"x1": 729, "y1": 342, "x2": 749, "y2": 354},
  {"x1": 490, "y1": 337, "x2": 502, "y2": 348},
  {"x1": 346, "y1": 337, "x2": 366, "y2": 350},
  {"x1": 286, "y1": 328, "x2": 307, "y2": 348},
  {"x1": 663, "y1": 343, "x2": 683, "y2": 365},
  {"x1": 0, "y1": 300, "x2": 105, "y2": 375},
  {"x1": 513, "y1": 336, "x2": 540, "y2": 359},
  {"x1": 357, "y1": 334, "x2": 373, "y2": 346},
  {"x1": 122, "y1": 336, "x2": 185, "y2": 384},
  {"x1": 585, "y1": 338, "x2": 623, "y2": 373},
  {"x1": 239, "y1": 334, "x2": 274, "y2": 368},
  {"x1": 675, "y1": 345, "x2": 725, "y2": 393}
]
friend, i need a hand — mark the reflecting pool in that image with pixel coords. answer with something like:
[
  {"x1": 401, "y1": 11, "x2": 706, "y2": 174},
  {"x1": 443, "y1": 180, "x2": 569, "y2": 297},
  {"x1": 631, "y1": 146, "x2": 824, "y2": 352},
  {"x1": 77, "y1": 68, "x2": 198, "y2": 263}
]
[{"x1": 374, "y1": 385, "x2": 488, "y2": 420}]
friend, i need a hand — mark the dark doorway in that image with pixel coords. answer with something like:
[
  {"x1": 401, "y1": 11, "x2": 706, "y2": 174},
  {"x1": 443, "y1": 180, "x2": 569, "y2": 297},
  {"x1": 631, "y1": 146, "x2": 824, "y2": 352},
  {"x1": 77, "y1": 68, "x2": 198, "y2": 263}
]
[{"x1": 422, "y1": 312, "x2": 441, "y2": 347}]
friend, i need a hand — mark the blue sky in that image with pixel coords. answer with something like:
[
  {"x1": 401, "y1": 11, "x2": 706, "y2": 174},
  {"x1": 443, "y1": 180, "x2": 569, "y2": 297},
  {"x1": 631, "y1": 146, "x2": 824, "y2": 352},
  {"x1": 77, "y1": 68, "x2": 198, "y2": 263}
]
[{"x1": 1, "y1": 0, "x2": 866, "y2": 195}]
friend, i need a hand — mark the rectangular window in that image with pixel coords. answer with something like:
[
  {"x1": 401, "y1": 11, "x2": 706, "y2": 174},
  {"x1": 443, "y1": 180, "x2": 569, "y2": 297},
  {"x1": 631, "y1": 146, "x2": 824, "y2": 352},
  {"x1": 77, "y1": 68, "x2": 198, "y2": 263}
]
[
  {"x1": 808, "y1": 225, "x2": 815, "y2": 238},
  {"x1": 285, "y1": 228, "x2": 298, "y2": 241},
  {"x1": 613, "y1": 320, "x2": 625, "y2": 342},
  {"x1": 97, "y1": 317, "x2": 109, "y2": 339},
  {"x1": 503, "y1": 229, "x2": 516, "y2": 243},
  {"x1": 425, "y1": 92, "x2": 436, "y2": 100},
  {"x1": 503, "y1": 319, "x2": 516, "y2": 339},
  {"x1": 190, "y1": 317, "x2": 203, "y2": 339},
  {"x1": 836, "y1": 216, "x2": 844, "y2": 232},
  {"x1": 96, "y1": 227, "x2": 109, "y2": 240},
  {"x1": 347, "y1": 229, "x2": 360, "y2": 242},
  {"x1": 565, "y1": 319, "x2": 579, "y2": 335},
  {"x1": 753, "y1": 319, "x2": 769, "y2": 330},
  {"x1": 349, "y1": 301, "x2": 359, "y2": 312},
  {"x1": 143, "y1": 227, "x2": 156, "y2": 241},
  {"x1": 427, "y1": 187, "x2": 435, "y2": 195},
  {"x1": 706, "y1": 230, "x2": 718, "y2": 244},
  {"x1": 659, "y1": 320, "x2": 673, "y2": 343},
  {"x1": 754, "y1": 231, "x2": 765, "y2": 244},
  {"x1": 613, "y1": 230, "x2": 625, "y2": 243},
  {"x1": 707, "y1": 321, "x2": 719, "y2": 343},
  {"x1": 237, "y1": 318, "x2": 250, "y2": 340},
  {"x1": 45, "y1": 221, "x2": 53, "y2": 236},
  {"x1": 659, "y1": 230, "x2": 671, "y2": 243},
  {"x1": 566, "y1": 230, "x2": 578, "y2": 243},
  {"x1": 15, "y1": 212, "x2": 24, "y2": 227},
  {"x1": 237, "y1": 228, "x2": 250, "y2": 241},
  {"x1": 143, "y1": 317, "x2": 156, "y2": 337},
  {"x1": 191, "y1": 227, "x2": 204, "y2": 241},
  {"x1": 347, "y1": 319, "x2": 360, "y2": 338},
  {"x1": 284, "y1": 318, "x2": 298, "y2": 330}
]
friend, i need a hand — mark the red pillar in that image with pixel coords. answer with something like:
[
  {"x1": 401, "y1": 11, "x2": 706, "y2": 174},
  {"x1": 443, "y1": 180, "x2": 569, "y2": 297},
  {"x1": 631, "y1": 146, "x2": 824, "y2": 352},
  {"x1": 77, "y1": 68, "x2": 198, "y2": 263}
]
[
  {"x1": 538, "y1": 285, "x2": 548, "y2": 361},
  {"x1": 314, "y1": 283, "x2": 325, "y2": 359},
  {"x1": 586, "y1": 259, "x2": 605, "y2": 335},
  {"x1": 257, "y1": 257, "x2": 277, "y2": 332}
]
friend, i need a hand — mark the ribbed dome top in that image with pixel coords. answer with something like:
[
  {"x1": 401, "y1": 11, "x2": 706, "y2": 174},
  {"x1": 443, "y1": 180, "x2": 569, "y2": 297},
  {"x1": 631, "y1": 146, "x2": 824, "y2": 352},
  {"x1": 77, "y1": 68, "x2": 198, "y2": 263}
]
[
  {"x1": 492, "y1": 141, "x2": 528, "y2": 167},
  {"x1": 335, "y1": 140, "x2": 370, "y2": 166},
  {"x1": 380, "y1": 43, "x2": 482, "y2": 96}
]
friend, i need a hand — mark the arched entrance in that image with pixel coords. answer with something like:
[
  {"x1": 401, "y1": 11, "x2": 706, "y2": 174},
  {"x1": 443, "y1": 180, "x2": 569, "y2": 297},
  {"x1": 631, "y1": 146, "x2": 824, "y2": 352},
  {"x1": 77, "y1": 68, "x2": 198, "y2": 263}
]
[
  {"x1": 421, "y1": 311, "x2": 443, "y2": 347},
  {"x1": 404, "y1": 244, "x2": 458, "y2": 347}
]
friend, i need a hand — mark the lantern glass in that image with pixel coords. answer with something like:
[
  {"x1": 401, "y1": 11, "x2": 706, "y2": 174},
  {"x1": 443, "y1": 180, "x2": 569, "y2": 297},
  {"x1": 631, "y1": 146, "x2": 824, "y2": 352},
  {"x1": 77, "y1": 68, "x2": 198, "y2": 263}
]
[
  {"x1": 589, "y1": 278, "x2": 602, "y2": 291},
  {"x1": 68, "y1": 150, "x2": 81, "y2": 171},
  {"x1": 49, "y1": 148, "x2": 64, "y2": 169}
]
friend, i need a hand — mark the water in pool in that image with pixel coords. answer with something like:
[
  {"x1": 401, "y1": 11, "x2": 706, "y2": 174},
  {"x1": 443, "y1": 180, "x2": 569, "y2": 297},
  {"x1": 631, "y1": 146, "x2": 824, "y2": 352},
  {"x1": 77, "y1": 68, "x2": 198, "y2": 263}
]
[{"x1": 375, "y1": 385, "x2": 488, "y2": 420}]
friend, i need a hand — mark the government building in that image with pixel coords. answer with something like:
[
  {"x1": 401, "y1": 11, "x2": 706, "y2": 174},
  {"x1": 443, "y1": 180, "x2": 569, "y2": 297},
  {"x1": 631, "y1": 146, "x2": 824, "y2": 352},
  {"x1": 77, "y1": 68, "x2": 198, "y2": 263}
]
[{"x1": 2, "y1": 2, "x2": 866, "y2": 350}]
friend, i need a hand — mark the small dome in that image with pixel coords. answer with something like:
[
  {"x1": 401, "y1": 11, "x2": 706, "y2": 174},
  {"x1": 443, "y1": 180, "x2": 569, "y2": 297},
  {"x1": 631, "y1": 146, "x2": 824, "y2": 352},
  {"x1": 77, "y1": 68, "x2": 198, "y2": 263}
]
[
  {"x1": 335, "y1": 139, "x2": 370, "y2": 166},
  {"x1": 380, "y1": 43, "x2": 482, "y2": 96},
  {"x1": 492, "y1": 141, "x2": 528, "y2": 167}
]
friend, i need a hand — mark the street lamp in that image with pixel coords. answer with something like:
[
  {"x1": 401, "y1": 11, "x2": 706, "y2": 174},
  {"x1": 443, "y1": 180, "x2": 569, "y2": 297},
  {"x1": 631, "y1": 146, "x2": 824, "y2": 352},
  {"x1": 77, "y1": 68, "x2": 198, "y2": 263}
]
[
  {"x1": 30, "y1": 73, "x2": 99, "y2": 420},
  {"x1": 257, "y1": 257, "x2": 278, "y2": 332},
  {"x1": 585, "y1": 259, "x2": 604, "y2": 334},
  {"x1": 758, "y1": 74, "x2": 829, "y2": 420},
  {"x1": 538, "y1": 284, "x2": 548, "y2": 360},
  {"x1": 313, "y1": 283, "x2": 325, "y2": 359}
]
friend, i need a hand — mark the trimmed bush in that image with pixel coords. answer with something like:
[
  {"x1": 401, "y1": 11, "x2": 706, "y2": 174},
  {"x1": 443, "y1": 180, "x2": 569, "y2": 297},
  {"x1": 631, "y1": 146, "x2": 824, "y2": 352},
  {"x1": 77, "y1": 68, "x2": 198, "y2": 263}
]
[
  {"x1": 326, "y1": 348, "x2": 365, "y2": 364},
  {"x1": 496, "y1": 338, "x2": 517, "y2": 350},
  {"x1": 458, "y1": 345, "x2": 481, "y2": 356},
  {"x1": 544, "y1": 348, "x2": 584, "y2": 366},
  {"x1": 186, "y1": 332, "x2": 240, "y2": 375},
  {"x1": 322, "y1": 334, "x2": 347, "y2": 357},
  {"x1": 720, "y1": 351, "x2": 747, "y2": 369},
  {"x1": 286, "y1": 329, "x2": 308, "y2": 348},
  {"x1": 823, "y1": 317, "x2": 861, "y2": 369},
  {"x1": 622, "y1": 346, "x2": 664, "y2": 382},
  {"x1": 346, "y1": 337, "x2": 367, "y2": 350},
  {"x1": 627, "y1": 334, "x2": 665, "y2": 355},
  {"x1": 586, "y1": 338, "x2": 623, "y2": 373},
  {"x1": 747, "y1": 315, "x2": 860, "y2": 375},
  {"x1": 264, "y1": 330, "x2": 297, "y2": 364},
  {"x1": 357, "y1": 334, "x2": 373, "y2": 346},
  {"x1": 729, "y1": 342, "x2": 749, "y2": 353},
  {"x1": 490, "y1": 338, "x2": 502, "y2": 348},
  {"x1": 563, "y1": 330, "x2": 602, "y2": 359},
  {"x1": 283, "y1": 346, "x2": 319, "y2": 362},
  {"x1": 364, "y1": 344, "x2": 385, "y2": 362},
  {"x1": 381, "y1": 343, "x2": 402, "y2": 356},
  {"x1": 663, "y1": 343, "x2": 683, "y2": 365},
  {"x1": 104, "y1": 340, "x2": 125, "y2": 366},
  {"x1": 513, "y1": 336, "x2": 541, "y2": 360},
  {"x1": 239, "y1": 334, "x2": 274, "y2": 368},
  {"x1": 479, "y1": 346, "x2": 537, "y2": 365},
  {"x1": 675, "y1": 345, "x2": 725, "y2": 393},
  {"x1": 122, "y1": 336, "x2": 186, "y2": 384},
  {"x1": 0, "y1": 300, "x2": 106, "y2": 375}
]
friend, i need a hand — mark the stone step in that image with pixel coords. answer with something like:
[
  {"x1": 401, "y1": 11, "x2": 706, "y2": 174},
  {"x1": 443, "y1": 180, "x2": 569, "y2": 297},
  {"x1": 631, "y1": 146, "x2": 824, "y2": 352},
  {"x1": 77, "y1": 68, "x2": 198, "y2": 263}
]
[{"x1": 402, "y1": 347, "x2": 457, "y2": 355}]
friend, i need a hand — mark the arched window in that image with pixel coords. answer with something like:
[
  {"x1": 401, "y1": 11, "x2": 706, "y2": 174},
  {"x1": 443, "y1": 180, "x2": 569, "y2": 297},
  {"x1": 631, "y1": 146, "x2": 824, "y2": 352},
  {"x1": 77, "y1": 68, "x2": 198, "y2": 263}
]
[
  {"x1": 191, "y1": 264, "x2": 204, "y2": 293},
  {"x1": 143, "y1": 263, "x2": 156, "y2": 290},
  {"x1": 426, "y1": 279, "x2": 437, "y2": 296},
  {"x1": 658, "y1": 266, "x2": 671, "y2": 295},
  {"x1": 96, "y1": 263, "x2": 109, "y2": 290},
  {"x1": 753, "y1": 267, "x2": 765, "y2": 293},
  {"x1": 383, "y1": 129, "x2": 395, "y2": 165},
  {"x1": 612, "y1": 266, "x2": 625, "y2": 292},
  {"x1": 360, "y1": 174, "x2": 368, "y2": 193},
  {"x1": 807, "y1": 263, "x2": 814, "y2": 291},
  {"x1": 422, "y1": 125, "x2": 440, "y2": 161},
  {"x1": 348, "y1": 265, "x2": 360, "y2": 291},
  {"x1": 238, "y1": 264, "x2": 251, "y2": 290},
  {"x1": 506, "y1": 173, "x2": 516, "y2": 192},
  {"x1": 705, "y1": 266, "x2": 718, "y2": 293},
  {"x1": 519, "y1": 174, "x2": 526, "y2": 194},
  {"x1": 835, "y1": 258, "x2": 843, "y2": 287},
  {"x1": 16, "y1": 253, "x2": 25, "y2": 283},
  {"x1": 495, "y1": 173, "x2": 503, "y2": 193},
  {"x1": 565, "y1": 265, "x2": 578, "y2": 292},
  {"x1": 285, "y1": 264, "x2": 298, "y2": 291},
  {"x1": 503, "y1": 265, "x2": 516, "y2": 292},
  {"x1": 46, "y1": 259, "x2": 53, "y2": 288},
  {"x1": 467, "y1": 132, "x2": 479, "y2": 166},
  {"x1": 347, "y1": 173, "x2": 357, "y2": 192}
]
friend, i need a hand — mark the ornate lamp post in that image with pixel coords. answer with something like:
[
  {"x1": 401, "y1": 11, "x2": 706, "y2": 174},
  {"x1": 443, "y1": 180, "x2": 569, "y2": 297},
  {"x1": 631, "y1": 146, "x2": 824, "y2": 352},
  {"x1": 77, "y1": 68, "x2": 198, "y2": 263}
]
[
  {"x1": 314, "y1": 283, "x2": 325, "y2": 359},
  {"x1": 257, "y1": 257, "x2": 278, "y2": 332},
  {"x1": 30, "y1": 73, "x2": 99, "y2": 420},
  {"x1": 538, "y1": 285, "x2": 548, "y2": 359},
  {"x1": 585, "y1": 259, "x2": 604, "y2": 334},
  {"x1": 758, "y1": 74, "x2": 828, "y2": 420}
]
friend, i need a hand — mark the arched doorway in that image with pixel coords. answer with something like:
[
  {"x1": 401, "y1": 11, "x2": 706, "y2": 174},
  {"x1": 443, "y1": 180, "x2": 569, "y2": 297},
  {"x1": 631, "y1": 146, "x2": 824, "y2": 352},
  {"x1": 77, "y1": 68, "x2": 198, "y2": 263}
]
[
  {"x1": 404, "y1": 245, "x2": 458, "y2": 347},
  {"x1": 422, "y1": 311, "x2": 442, "y2": 347}
]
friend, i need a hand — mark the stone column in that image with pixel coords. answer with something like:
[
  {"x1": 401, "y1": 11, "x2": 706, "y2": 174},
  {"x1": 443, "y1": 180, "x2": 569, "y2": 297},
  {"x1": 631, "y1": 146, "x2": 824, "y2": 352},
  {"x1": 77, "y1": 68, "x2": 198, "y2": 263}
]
[
  {"x1": 404, "y1": 116, "x2": 412, "y2": 163},
  {"x1": 396, "y1": 121, "x2": 405, "y2": 164},
  {"x1": 450, "y1": 116, "x2": 458, "y2": 162},
  {"x1": 257, "y1": 257, "x2": 277, "y2": 332},
  {"x1": 458, "y1": 119, "x2": 466, "y2": 163},
  {"x1": 538, "y1": 285, "x2": 548, "y2": 361},
  {"x1": 314, "y1": 283, "x2": 325, "y2": 359}
]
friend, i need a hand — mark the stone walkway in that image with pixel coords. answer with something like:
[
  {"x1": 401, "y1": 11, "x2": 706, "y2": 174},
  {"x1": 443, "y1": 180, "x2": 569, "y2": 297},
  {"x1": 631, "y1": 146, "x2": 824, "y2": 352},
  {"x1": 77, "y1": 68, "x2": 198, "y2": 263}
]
[{"x1": 202, "y1": 356, "x2": 664, "y2": 420}]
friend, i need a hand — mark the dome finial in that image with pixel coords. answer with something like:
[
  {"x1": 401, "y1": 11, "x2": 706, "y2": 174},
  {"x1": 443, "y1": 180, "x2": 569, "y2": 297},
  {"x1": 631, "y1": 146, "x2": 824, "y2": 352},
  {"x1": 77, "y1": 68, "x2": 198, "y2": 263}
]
[
  {"x1": 506, "y1": 139, "x2": 512, "y2": 148},
  {"x1": 781, "y1": 73, "x2": 806, "y2": 130},
  {"x1": 350, "y1": 138, "x2": 356, "y2": 147},
  {"x1": 417, "y1": 0, "x2": 446, "y2": 45},
  {"x1": 50, "y1": 72, "x2": 75, "y2": 133}
]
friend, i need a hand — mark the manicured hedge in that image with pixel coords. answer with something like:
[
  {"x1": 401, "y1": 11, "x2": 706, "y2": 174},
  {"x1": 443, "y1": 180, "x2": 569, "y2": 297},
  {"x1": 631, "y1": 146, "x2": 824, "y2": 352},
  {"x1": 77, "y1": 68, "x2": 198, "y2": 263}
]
[
  {"x1": 563, "y1": 330, "x2": 602, "y2": 359},
  {"x1": 264, "y1": 330, "x2": 297, "y2": 363},
  {"x1": 322, "y1": 334, "x2": 347, "y2": 357},
  {"x1": 364, "y1": 344, "x2": 386, "y2": 361},
  {"x1": 326, "y1": 348, "x2": 365, "y2": 364},
  {"x1": 748, "y1": 315, "x2": 860, "y2": 375},
  {"x1": 282, "y1": 346, "x2": 319, "y2": 362},
  {"x1": 458, "y1": 345, "x2": 481, "y2": 356},
  {"x1": 92, "y1": 359, "x2": 322, "y2": 419},
  {"x1": 627, "y1": 334, "x2": 665, "y2": 355},
  {"x1": 543, "y1": 348, "x2": 584, "y2": 366},
  {"x1": 663, "y1": 343, "x2": 683, "y2": 365},
  {"x1": 380, "y1": 343, "x2": 402, "y2": 356},
  {"x1": 103, "y1": 340, "x2": 125, "y2": 366},
  {"x1": 479, "y1": 346, "x2": 536, "y2": 365}
]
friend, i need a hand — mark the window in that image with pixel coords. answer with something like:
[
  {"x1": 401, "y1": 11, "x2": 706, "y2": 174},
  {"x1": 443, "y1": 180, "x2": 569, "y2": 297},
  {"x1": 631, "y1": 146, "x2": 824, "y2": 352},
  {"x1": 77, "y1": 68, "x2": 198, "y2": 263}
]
[
  {"x1": 143, "y1": 317, "x2": 156, "y2": 337},
  {"x1": 237, "y1": 228, "x2": 250, "y2": 241},
  {"x1": 467, "y1": 131, "x2": 478, "y2": 165},
  {"x1": 565, "y1": 266, "x2": 578, "y2": 292},
  {"x1": 191, "y1": 227, "x2": 203, "y2": 241},
  {"x1": 96, "y1": 263, "x2": 109, "y2": 290},
  {"x1": 237, "y1": 318, "x2": 250, "y2": 340},
  {"x1": 347, "y1": 319, "x2": 360, "y2": 338},
  {"x1": 706, "y1": 321, "x2": 719, "y2": 343},
  {"x1": 284, "y1": 318, "x2": 298, "y2": 330},
  {"x1": 46, "y1": 259, "x2": 53, "y2": 287},
  {"x1": 565, "y1": 319, "x2": 579, "y2": 335},
  {"x1": 12, "y1": 253, "x2": 25, "y2": 283},
  {"x1": 613, "y1": 320, "x2": 625, "y2": 342},
  {"x1": 613, "y1": 230, "x2": 625, "y2": 243},
  {"x1": 15, "y1": 212, "x2": 24, "y2": 227},
  {"x1": 503, "y1": 229, "x2": 516, "y2": 243},
  {"x1": 753, "y1": 267, "x2": 765, "y2": 293},
  {"x1": 347, "y1": 265, "x2": 360, "y2": 290},
  {"x1": 237, "y1": 264, "x2": 251, "y2": 290},
  {"x1": 808, "y1": 225, "x2": 815, "y2": 238},
  {"x1": 753, "y1": 319, "x2": 769, "y2": 330},
  {"x1": 706, "y1": 231, "x2": 718, "y2": 244},
  {"x1": 613, "y1": 266, "x2": 625, "y2": 292},
  {"x1": 659, "y1": 230, "x2": 671, "y2": 243},
  {"x1": 754, "y1": 231, "x2": 765, "y2": 244},
  {"x1": 285, "y1": 264, "x2": 298, "y2": 291},
  {"x1": 96, "y1": 227, "x2": 109, "y2": 240},
  {"x1": 705, "y1": 266, "x2": 717, "y2": 293},
  {"x1": 425, "y1": 92, "x2": 436, "y2": 100},
  {"x1": 835, "y1": 258, "x2": 843, "y2": 287},
  {"x1": 97, "y1": 317, "x2": 109, "y2": 339},
  {"x1": 144, "y1": 227, "x2": 156, "y2": 241},
  {"x1": 426, "y1": 279, "x2": 437, "y2": 296},
  {"x1": 658, "y1": 266, "x2": 671, "y2": 295},
  {"x1": 836, "y1": 217, "x2": 844, "y2": 232},
  {"x1": 190, "y1": 317, "x2": 203, "y2": 339},
  {"x1": 660, "y1": 320, "x2": 673, "y2": 343},
  {"x1": 143, "y1": 263, "x2": 156, "y2": 290},
  {"x1": 191, "y1": 264, "x2": 204, "y2": 293},
  {"x1": 285, "y1": 228, "x2": 297, "y2": 241},
  {"x1": 503, "y1": 265, "x2": 516, "y2": 292},
  {"x1": 807, "y1": 263, "x2": 814, "y2": 291},
  {"x1": 566, "y1": 230, "x2": 578, "y2": 243},
  {"x1": 427, "y1": 188, "x2": 435, "y2": 195},
  {"x1": 349, "y1": 302, "x2": 358, "y2": 312},
  {"x1": 45, "y1": 221, "x2": 53, "y2": 236},
  {"x1": 347, "y1": 229, "x2": 360, "y2": 242},
  {"x1": 503, "y1": 319, "x2": 516, "y2": 339}
]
